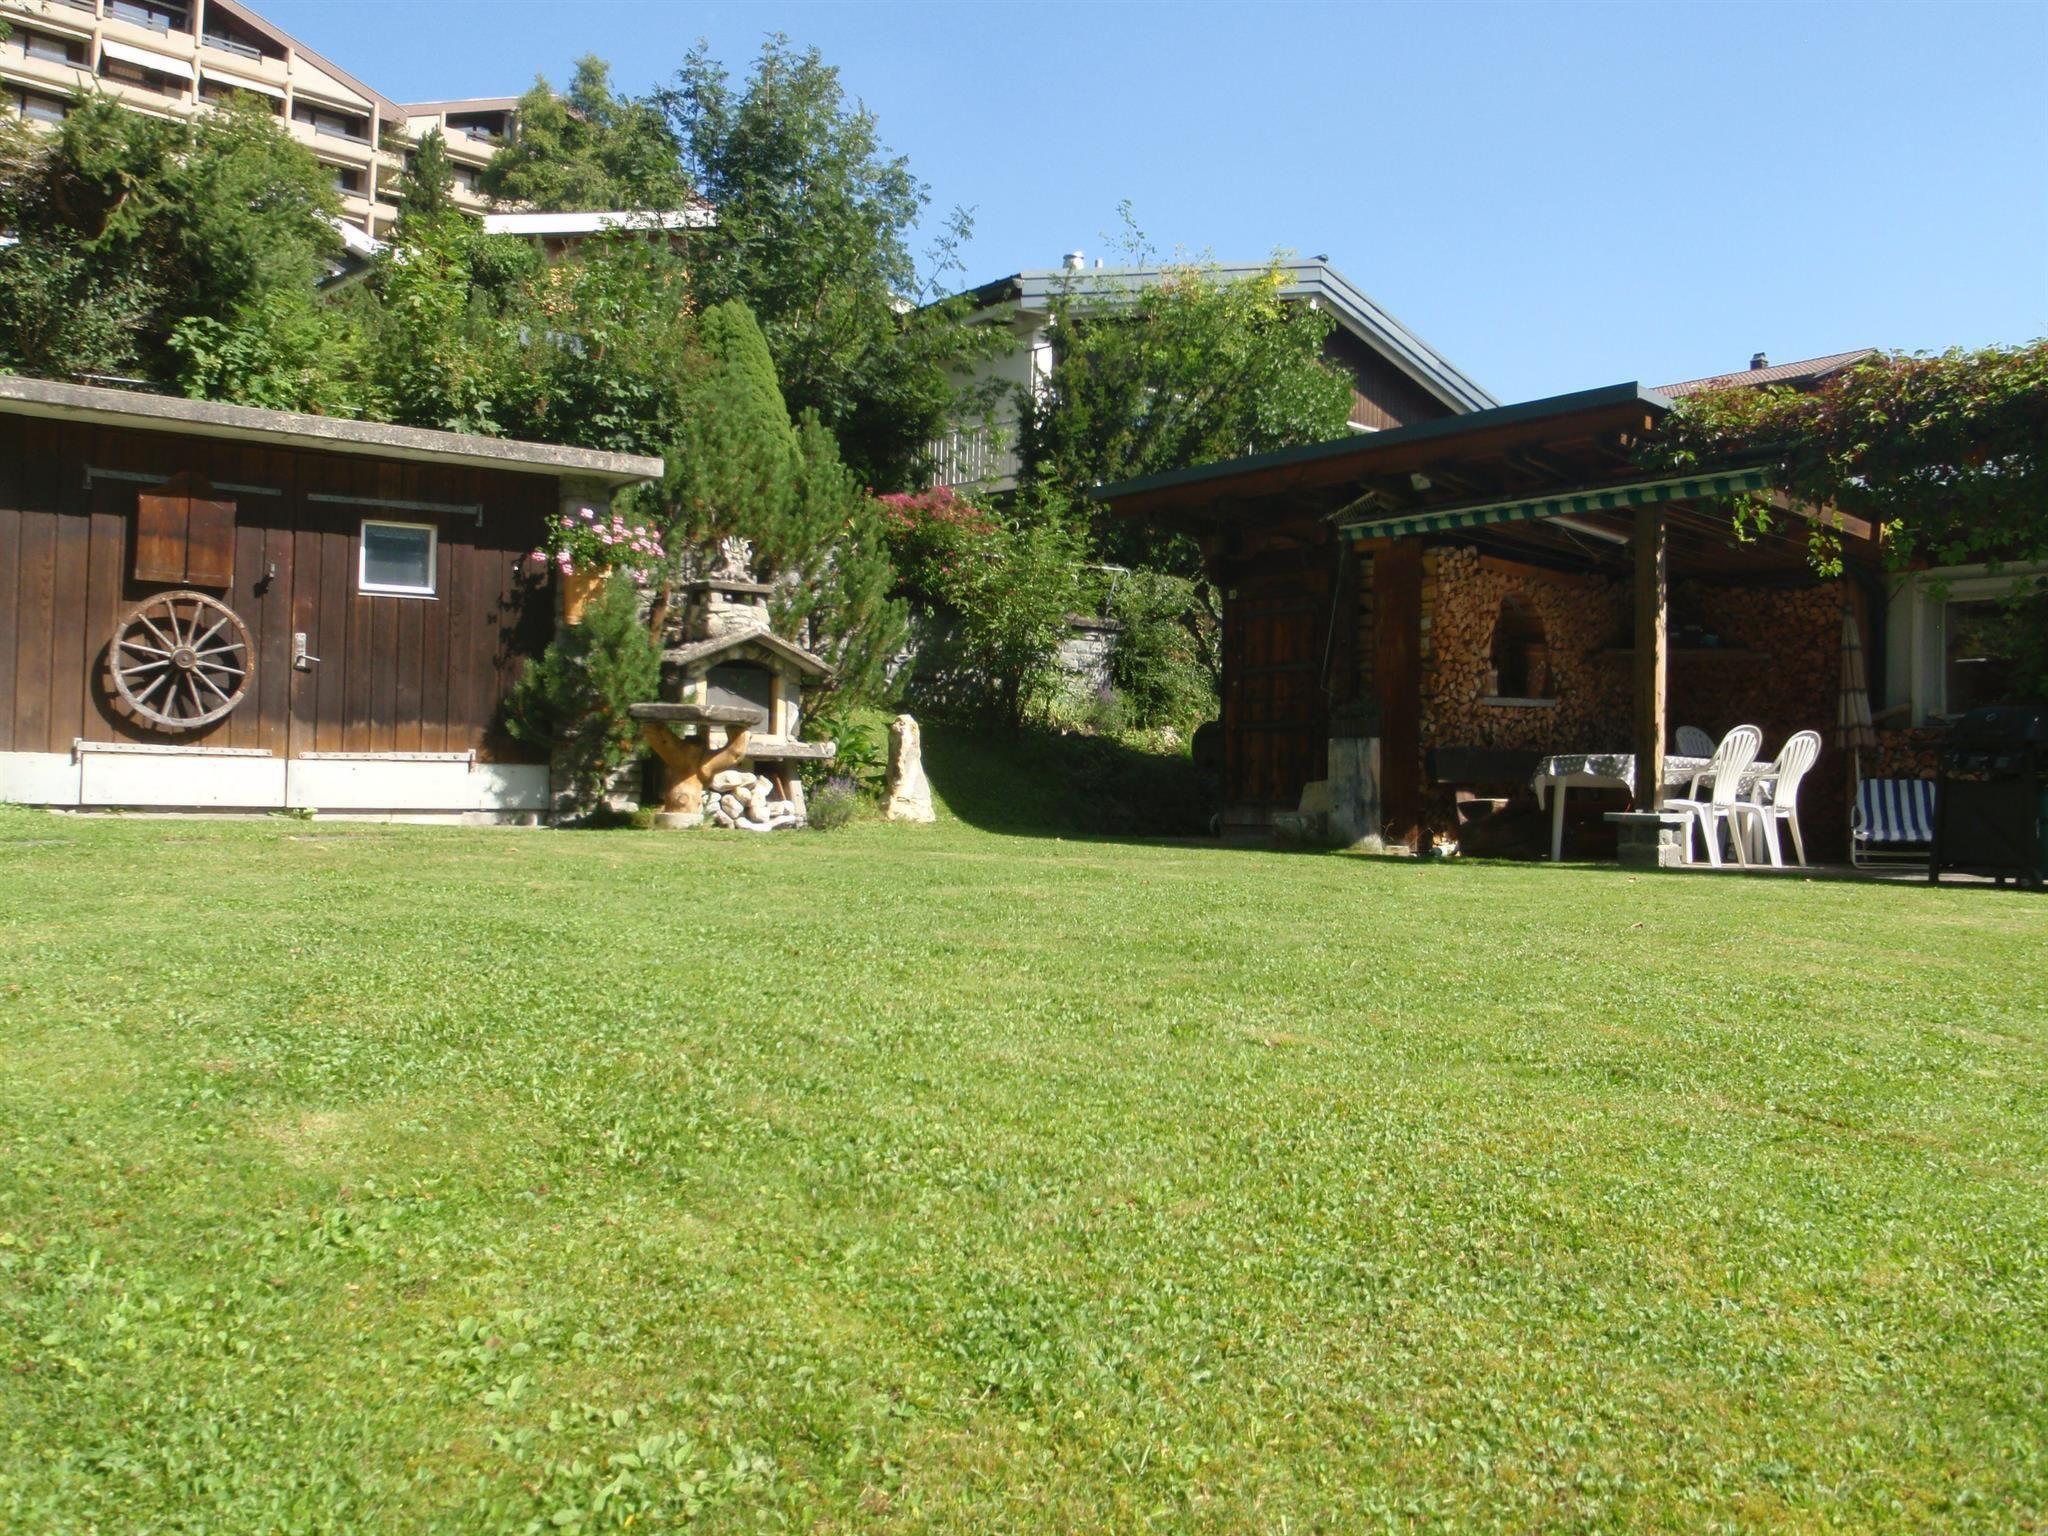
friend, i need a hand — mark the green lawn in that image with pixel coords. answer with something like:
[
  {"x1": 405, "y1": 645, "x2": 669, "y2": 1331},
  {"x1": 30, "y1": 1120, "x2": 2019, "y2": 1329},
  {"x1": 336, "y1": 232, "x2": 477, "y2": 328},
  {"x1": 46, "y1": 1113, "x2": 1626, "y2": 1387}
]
[{"x1": 2, "y1": 794, "x2": 2045, "y2": 1532}]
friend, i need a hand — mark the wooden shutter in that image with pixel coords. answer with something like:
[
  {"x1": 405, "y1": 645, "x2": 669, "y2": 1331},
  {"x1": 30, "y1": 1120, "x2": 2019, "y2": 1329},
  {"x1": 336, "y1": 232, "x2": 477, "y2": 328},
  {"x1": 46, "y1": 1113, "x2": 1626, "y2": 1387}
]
[
  {"x1": 133, "y1": 472, "x2": 236, "y2": 588},
  {"x1": 183, "y1": 492, "x2": 236, "y2": 587},
  {"x1": 134, "y1": 484, "x2": 191, "y2": 585}
]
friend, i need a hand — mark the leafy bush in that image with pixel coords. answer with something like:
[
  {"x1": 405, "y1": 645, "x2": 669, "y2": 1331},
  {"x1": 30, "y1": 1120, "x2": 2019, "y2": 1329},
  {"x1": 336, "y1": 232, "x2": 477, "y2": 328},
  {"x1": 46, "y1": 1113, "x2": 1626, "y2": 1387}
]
[
  {"x1": 1064, "y1": 683, "x2": 1127, "y2": 738},
  {"x1": 892, "y1": 491, "x2": 1085, "y2": 730},
  {"x1": 806, "y1": 777, "x2": 863, "y2": 832},
  {"x1": 504, "y1": 575, "x2": 661, "y2": 812},
  {"x1": 798, "y1": 708, "x2": 884, "y2": 794},
  {"x1": 1107, "y1": 569, "x2": 1218, "y2": 734}
]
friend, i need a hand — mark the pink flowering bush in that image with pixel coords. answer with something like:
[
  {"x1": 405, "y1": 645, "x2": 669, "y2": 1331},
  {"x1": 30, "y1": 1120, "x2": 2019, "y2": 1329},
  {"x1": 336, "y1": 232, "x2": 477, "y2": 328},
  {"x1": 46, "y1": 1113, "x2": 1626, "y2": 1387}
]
[{"x1": 528, "y1": 506, "x2": 667, "y2": 580}]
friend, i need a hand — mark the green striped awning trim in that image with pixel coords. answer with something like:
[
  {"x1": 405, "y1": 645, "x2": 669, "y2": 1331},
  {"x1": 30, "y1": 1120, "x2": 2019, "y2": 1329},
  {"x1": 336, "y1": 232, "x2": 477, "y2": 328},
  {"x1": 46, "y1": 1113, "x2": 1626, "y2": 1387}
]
[{"x1": 1341, "y1": 468, "x2": 1773, "y2": 541}]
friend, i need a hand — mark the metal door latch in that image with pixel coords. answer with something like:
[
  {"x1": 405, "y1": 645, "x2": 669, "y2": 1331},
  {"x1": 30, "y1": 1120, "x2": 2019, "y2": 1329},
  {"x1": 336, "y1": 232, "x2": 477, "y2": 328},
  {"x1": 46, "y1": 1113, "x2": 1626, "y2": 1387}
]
[{"x1": 293, "y1": 632, "x2": 320, "y2": 671}]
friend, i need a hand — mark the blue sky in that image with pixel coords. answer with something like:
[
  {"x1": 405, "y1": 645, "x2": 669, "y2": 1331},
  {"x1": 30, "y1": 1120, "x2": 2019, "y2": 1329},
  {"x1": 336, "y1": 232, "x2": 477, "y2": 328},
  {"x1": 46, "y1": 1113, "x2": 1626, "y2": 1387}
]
[{"x1": 264, "y1": 0, "x2": 2047, "y2": 405}]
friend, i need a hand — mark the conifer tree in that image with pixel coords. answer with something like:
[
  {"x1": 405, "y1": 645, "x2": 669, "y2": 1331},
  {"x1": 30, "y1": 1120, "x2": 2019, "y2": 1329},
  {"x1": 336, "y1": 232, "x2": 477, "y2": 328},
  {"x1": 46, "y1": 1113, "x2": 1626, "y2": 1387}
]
[{"x1": 661, "y1": 300, "x2": 905, "y2": 700}]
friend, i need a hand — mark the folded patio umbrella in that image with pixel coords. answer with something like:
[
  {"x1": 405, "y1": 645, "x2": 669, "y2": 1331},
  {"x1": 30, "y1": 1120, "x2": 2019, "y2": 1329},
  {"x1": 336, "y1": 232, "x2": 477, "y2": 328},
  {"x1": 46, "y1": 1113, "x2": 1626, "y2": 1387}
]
[{"x1": 1837, "y1": 605, "x2": 1878, "y2": 752}]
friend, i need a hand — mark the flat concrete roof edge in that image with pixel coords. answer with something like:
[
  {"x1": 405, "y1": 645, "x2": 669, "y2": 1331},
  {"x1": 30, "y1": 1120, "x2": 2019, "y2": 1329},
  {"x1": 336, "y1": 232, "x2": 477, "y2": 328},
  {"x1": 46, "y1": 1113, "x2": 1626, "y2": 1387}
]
[{"x1": 0, "y1": 376, "x2": 665, "y2": 486}]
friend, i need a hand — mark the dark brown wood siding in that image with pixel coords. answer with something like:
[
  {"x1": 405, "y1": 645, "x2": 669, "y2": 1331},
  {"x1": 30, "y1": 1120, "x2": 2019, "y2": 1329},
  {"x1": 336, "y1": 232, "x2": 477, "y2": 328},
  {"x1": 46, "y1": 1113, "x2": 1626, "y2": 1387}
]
[
  {"x1": 0, "y1": 414, "x2": 555, "y2": 761},
  {"x1": 1220, "y1": 546, "x2": 1334, "y2": 811},
  {"x1": 1323, "y1": 330, "x2": 1461, "y2": 432}
]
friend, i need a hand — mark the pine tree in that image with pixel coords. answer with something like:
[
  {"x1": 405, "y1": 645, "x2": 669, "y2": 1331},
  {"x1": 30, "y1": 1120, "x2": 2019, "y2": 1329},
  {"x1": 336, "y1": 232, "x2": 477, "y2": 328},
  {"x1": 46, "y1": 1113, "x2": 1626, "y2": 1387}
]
[
  {"x1": 394, "y1": 128, "x2": 457, "y2": 228},
  {"x1": 660, "y1": 300, "x2": 906, "y2": 701}
]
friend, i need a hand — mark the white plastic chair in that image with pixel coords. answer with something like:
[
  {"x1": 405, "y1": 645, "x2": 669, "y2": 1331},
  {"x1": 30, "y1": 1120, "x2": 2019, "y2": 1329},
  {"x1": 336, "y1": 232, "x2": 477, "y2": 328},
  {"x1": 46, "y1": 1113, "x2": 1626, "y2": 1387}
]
[
  {"x1": 1731, "y1": 730, "x2": 1821, "y2": 867},
  {"x1": 1675, "y1": 725, "x2": 1716, "y2": 797},
  {"x1": 1663, "y1": 725, "x2": 1763, "y2": 867}
]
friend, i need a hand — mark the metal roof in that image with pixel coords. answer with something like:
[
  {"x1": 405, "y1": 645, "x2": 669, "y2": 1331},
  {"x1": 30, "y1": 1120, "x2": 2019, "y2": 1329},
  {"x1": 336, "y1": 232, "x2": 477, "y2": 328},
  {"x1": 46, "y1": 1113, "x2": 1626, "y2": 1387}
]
[
  {"x1": 1092, "y1": 382, "x2": 1669, "y2": 508},
  {"x1": 0, "y1": 376, "x2": 664, "y2": 486},
  {"x1": 1657, "y1": 348, "x2": 1878, "y2": 397},
  {"x1": 955, "y1": 258, "x2": 1498, "y2": 416}
]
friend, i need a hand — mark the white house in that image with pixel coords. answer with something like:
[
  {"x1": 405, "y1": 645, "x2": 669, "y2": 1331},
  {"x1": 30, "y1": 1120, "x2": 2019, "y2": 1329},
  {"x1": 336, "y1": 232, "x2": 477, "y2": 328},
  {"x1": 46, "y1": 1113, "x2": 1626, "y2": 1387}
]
[{"x1": 927, "y1": 253, "x2": 1498, "y2": 491}]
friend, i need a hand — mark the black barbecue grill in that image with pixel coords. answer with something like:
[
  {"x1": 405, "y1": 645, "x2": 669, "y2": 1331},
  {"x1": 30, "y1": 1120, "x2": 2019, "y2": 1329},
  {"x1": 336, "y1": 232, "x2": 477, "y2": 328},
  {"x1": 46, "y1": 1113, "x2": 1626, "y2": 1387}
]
[{"x1": 1930, "y1": 705, "x2": 2048, "y2": 888}]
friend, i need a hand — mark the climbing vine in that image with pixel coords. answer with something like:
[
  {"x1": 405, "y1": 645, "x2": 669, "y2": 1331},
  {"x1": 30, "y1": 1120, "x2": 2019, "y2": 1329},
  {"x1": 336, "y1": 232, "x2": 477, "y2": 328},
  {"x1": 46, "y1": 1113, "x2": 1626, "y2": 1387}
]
[{"x1": 1639, "y1": 341, "x2": 2048, "y2": 572}]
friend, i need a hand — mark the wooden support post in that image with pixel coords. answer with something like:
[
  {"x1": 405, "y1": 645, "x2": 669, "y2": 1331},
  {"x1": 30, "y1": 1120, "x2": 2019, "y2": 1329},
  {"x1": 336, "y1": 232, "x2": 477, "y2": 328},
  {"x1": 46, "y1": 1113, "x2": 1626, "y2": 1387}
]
[
  {"x1": 1633, "y1": 509, "x2": 1668, "y2": 810},
  {"x1": 1374, "y1": 540, "x2": 1423, "y2": 848}
]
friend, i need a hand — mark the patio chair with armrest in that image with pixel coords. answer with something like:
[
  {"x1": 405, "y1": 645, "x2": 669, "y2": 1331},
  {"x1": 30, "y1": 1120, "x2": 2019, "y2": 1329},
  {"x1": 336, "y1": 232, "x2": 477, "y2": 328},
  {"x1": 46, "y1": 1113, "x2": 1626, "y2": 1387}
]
[
  {"x1": 1730, "y1": 729, "x2": 1821, "y2": 867},
  {"x1": 1662, "y1": 724, "x2": 1764, "y2": 867},
  {"x1": 1676, "y1": 725, "x2": 1715, "y2": 796}
]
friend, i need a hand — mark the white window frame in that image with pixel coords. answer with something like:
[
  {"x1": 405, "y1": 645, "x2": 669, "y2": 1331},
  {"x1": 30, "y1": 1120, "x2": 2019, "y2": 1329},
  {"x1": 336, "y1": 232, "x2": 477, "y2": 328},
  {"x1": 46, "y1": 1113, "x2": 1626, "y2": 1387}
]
[
  {"x1": 1886, "y1": 560, "x2": 2048, "y2": 724},
  {"x1": 357, "y1": 519, "x2": 438, "y2": 599}
]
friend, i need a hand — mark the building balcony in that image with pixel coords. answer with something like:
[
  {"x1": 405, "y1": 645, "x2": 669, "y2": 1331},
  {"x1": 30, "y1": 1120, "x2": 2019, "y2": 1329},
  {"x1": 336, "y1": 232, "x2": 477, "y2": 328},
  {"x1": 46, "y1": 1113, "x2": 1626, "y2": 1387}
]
[
  {"x1": 926, "y1": 422, "x2": 1021, "y2": 492},
  {"x1": 1, "y1": 52, "x2": 93, "y2": 98},
  {"x1": 290, "y1": 117, "x2": 379, "y2": 162}
]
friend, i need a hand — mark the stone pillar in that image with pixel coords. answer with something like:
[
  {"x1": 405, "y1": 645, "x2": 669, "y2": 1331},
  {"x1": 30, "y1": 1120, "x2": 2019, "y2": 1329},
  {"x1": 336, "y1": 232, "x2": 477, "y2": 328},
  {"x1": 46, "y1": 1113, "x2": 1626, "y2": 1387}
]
[
  {"x1": 1328, "y1": 734, "x2": 1383, "y2": 848},
  {"x1": 1606, "y1": 809, "x2": 1692, "y2": 869},
  {"x1": 884, "y1": 713, "x2": 936, "y2": 822}
]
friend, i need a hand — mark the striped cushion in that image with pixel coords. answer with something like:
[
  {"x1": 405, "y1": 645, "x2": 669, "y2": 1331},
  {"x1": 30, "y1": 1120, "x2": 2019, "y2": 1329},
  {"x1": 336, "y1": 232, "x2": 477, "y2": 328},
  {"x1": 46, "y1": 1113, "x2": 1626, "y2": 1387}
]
[{"x1": 1856, "y1": 779, "x2": 1937, "y2": 843}]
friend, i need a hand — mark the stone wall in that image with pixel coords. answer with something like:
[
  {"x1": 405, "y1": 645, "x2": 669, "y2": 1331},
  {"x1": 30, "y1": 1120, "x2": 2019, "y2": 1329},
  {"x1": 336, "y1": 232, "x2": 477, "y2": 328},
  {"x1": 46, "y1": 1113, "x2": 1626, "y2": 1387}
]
[{"x1": 1056, "y1": 618, "x2": 1120, "y2": 696}]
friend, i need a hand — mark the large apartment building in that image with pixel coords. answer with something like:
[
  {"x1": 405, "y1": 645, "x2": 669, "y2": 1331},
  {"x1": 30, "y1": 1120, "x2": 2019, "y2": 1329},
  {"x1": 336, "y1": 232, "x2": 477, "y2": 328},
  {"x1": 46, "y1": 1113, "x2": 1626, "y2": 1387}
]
[{"x1": 0, "y1": 0, "x2": 514, "y2": 234}]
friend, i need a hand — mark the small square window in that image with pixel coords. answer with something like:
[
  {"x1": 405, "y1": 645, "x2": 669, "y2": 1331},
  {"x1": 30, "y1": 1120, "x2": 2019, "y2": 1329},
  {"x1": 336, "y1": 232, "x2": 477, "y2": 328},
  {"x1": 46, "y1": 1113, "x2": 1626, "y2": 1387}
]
[{"x1": 359, "y1": 520, "x2": 436, "y2": 597}]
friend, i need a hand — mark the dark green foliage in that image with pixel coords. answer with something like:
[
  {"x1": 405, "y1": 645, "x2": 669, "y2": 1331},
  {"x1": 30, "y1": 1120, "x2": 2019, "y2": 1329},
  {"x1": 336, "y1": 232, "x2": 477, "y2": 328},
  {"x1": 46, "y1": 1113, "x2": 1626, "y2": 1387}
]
[
  {"x1": 797, "y1": 710, "x2": 883, "y2": 794},
  {"x1": 913, "y1": 495, "x2": 1087, "y2": 731},
  {"x1": 504, "y1": 574, "x2": 661, "y2": 810},
  {"x1": 0, "y1": 234, "x2": 153, "y2": 378},
  {"x1": 1642, "y1": 342, "x2": 2048, "y2": 574},
  {"x1": 660, "y1": 37, "x2": 989, "y2": 489},
  {"x1": 1107, "y1": 569, "x2": 1219, "y2": 733},
  {"x1": 394, "y1": 127, "x2": 458, "y2": 227},
  {"x1": 0, "y1": 94, "x2": 342, "y2": 387},
  {"x1": 663, "y1": 301, "x2": 908, "y2": 704},
  {"x1": 479, "y1": 58, "x2": 691, "y2": 212},
  {"x1": 1022, "y1": 259, "x2": 1356, "y2": 572}
]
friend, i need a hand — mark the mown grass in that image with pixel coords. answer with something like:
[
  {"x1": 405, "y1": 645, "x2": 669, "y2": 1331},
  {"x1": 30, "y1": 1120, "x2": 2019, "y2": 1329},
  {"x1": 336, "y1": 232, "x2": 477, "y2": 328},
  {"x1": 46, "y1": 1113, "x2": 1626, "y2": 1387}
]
[{"x1": 1, "y1": 786, "x2": 2044, "y2": 1532}]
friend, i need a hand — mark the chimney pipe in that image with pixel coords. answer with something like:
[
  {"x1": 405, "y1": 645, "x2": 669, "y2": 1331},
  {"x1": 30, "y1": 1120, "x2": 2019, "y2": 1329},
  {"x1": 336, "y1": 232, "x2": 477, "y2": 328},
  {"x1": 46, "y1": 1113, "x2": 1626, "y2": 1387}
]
[
  {"x1": 1750, "y1": 351, "x2": 1769, "y2": 370},
  {"x1": 1062, "y1": 250, "x2": 1084, "y2": 272}
]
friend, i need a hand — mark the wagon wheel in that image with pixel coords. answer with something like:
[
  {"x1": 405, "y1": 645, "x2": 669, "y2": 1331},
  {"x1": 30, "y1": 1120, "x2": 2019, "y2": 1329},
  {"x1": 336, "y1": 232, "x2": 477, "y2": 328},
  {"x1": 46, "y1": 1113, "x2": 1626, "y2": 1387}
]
[{"x1": 108, "y1": 590, "x2": 253, "y2": 732}]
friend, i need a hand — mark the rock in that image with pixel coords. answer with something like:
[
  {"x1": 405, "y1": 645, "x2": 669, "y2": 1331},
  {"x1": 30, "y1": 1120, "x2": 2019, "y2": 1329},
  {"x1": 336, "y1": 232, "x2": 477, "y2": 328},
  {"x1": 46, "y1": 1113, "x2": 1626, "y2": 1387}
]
[
  {"x1": 711, "y1": 770, "x2": 753, "y2": 792},
  {"x1": 713, "y1": 809, "x2": 736, "y2": 829},
  {"x1": 884, "y1": 713, "x2": 936, "y2": 823}
]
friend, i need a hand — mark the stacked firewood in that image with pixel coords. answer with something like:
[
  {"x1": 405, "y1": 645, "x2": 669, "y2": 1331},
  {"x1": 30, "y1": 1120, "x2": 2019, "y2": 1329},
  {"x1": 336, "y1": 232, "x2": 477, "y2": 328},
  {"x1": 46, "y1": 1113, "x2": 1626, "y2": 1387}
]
[{"x1": 1419, "y1": 547, "x2": 1630, "y2": 751}]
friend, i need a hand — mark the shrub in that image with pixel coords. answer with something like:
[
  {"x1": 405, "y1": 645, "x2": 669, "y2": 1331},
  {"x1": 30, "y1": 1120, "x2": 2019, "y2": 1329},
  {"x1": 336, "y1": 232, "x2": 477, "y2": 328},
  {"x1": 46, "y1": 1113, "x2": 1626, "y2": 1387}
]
[
  {"x1": 504, "y1": 574, "x2": 661, "y2": 811},
  {"x1": 806, "y1": 776, "x2": 862, "y2": 831},
  {"x1": 1108, "y1": 570, "x2": 1217, "y2": 734},
  {"x1": 798, "y1": 707, "x2": 884, "y2": 794},
  {"x1": 1065, "y1": 683, "x2": 1127, "y2": 737}
]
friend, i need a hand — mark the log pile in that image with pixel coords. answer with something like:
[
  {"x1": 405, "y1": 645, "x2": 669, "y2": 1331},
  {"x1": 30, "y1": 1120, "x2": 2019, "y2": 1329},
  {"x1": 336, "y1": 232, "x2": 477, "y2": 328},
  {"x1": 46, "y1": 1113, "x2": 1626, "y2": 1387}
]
[
  {"x1": 1419, "y1": 547, "x2": 1630, "y2": 752},
  {"x1": 1876, "y1": 727, "x2": 1943, "y2": 779}
]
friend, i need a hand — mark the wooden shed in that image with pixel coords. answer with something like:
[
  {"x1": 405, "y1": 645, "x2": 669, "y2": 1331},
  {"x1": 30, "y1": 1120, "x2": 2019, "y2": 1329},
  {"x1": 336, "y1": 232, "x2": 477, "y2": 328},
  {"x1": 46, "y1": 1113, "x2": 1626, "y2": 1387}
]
[{"x1": 0, "y1": 377, "x2": 662, "y2": 817}]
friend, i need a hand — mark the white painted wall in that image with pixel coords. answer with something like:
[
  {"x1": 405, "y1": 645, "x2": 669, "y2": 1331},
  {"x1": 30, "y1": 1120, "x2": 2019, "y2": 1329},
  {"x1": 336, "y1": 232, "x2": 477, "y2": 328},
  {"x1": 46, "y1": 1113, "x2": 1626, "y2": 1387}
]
[{"x1": 1, "y1": 748, "x2": 549, "y2": 816}]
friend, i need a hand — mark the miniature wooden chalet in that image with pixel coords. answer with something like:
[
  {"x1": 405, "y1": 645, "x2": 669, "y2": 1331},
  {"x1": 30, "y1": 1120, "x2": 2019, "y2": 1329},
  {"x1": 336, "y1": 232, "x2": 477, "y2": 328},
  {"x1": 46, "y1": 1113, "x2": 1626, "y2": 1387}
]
[{"x1": 631, "y1": 542, "x2": 835, "y2": 829}]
